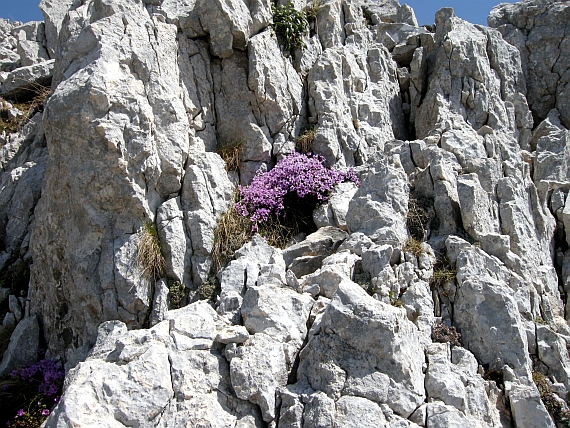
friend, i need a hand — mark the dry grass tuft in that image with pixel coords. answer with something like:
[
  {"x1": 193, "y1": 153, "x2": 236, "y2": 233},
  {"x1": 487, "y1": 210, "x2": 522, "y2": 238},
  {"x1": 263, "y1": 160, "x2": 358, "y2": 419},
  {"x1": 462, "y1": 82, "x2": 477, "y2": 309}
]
[
  {"x1": 0, "y1": 85, "x2": 50, "y2": 137},
  {"x1": 216, "y1": 140, "x2": 243, "y2": 172},
  {"x1": 212, "y1": 202, "x2": 253, "y2": 272},
  {"x1": 403, "y1": 237, "x2": 423, "y2": 258},
  {"x1": 430, "y1": 256, "x2": 456, "y2": 289},
  {"x1": 407, "y1": 195, "x2": 430, "y2": 241},
  {"x1": 296, "y1": 127, "x2": 316, "y2": 154},
  {"x1": 137, "y1": 222, "x2": 166, "y2": 281}
]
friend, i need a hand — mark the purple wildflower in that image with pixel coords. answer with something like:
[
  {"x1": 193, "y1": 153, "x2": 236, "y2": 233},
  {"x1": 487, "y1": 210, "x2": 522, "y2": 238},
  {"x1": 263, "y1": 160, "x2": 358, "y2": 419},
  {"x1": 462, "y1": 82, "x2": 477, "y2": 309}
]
[
  {"x1": 235, "y1": 152, "x2": 359, "y2": 227},
  {"x1": 16, "y1": 410, "x2": 24, "y2": 417},
  {"x1": 42, "y1": 409, "x2": 50, "y2": 416}
]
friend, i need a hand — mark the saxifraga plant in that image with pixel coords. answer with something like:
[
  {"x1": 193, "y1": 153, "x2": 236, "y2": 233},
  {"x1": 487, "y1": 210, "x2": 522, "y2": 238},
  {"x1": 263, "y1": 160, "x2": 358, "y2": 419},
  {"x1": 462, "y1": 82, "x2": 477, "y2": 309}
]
[
  {"x1": 272, "y1": 2, "x2": 308, "y2": 51},
  {"x1": 137, "y1": 222, "x2": 166, "y2": 281}
]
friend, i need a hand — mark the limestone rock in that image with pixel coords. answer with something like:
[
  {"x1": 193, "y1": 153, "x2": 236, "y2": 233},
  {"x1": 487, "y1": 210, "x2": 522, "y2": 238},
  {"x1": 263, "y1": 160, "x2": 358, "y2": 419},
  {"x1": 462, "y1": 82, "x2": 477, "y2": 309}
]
[
  {"x1": 230, "y1": 332, "x2": 288, "y2": 422},
  {"x1": 0, "y1": 315, "x2": 39, "y2": 377},
  {"x1": 489, "y1": 0, "x2": 570, "y2": 128},
  {"x1": 296, "y1": 280, "x2": 425, "y2": 417},
  {"x1": 346, "y1": 153, "x2": 408, "y2": 244},
  {"x1": 0, "y1": 59, "x2": 54, "y2": 99}
]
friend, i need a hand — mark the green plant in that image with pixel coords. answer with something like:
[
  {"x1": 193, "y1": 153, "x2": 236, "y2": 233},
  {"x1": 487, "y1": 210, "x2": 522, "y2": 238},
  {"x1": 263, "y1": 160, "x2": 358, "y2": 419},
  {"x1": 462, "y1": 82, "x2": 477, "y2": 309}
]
[
  {"x1": 197, "y1": 275, "x2": 220, "y2": 301},
  {"x1": 403, "y1": 237, "x2": 423, "y2": 258},
  {"x1": 216, "y1": 140, "x2": 243, "y2": 172},
  {"x1": 167, "y1": 280, "x2": 186, "y2": 309},
  {"x1": 296, "y1": 127, "x2": 316, "y2": 153},
  {"x1": 389, "y1": 290, "x2": 403, "y2": 307},
  {"x1": 272, "y1": 2, "x2": 308, "y2": 51},
  {"x1": 535, "y1": 316, "x2": 549, "y2": 325},
  {"x1": 137, "y1": 222, "x2": 166, "y2": 281},
  {"x1": 533, "y1": 371, "x2": 570, "y2": 426},
  {"x1": 303, "y1": 0, "x2": 321, "y2": 23}
]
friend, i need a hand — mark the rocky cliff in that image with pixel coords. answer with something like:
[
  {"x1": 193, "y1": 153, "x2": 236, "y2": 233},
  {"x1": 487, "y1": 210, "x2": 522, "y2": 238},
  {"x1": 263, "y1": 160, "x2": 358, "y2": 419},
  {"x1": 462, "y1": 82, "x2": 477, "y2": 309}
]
[{"x1": 0, "y1": 0, "x2": 569, "y2": 426}]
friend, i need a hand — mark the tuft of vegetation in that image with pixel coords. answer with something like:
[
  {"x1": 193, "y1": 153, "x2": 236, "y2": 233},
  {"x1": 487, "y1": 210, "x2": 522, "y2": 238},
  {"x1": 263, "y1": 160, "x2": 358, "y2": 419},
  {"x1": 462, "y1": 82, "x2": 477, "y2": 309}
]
[
  {"x1": 431, "y1": 322, "x2": 461, "y2": 347},
  {"x1": 303, "y1": 0, "x2": 322, "y2": 23},
  {"x1": 197, "y1": 275, "x2": 220, "y2": 301},
  {"x1": 0, "y1": 357, "x2": 64, "y2": 427},
  {"x1": 137, "y1": 222, "x2": 166, "y2": 281},
  {"x1": 272, "y1": 2, "x2": 308, "y2": 51},
  {"x1": 354, "y1": 271, "x2": 374, "y2": 295},
  {"x1": 430, "y1": 266, "x2": 456, "y2": 289},
  {"x1": 167, "y1": 280, "x2": 186, "y2": 309},
  {"x1": 213, "y1": 201, "x2": 254, "y2": 272},
  {"x1": 296, "y1": 127, "x2": 316, "y2": 154},
  {"x1": 216, "y1": 140, "x2": 243, "y2": 172},
  {"x1": 407, "y1": 195, "x2": 431, "y2": 241},
  {"x1": 389, "y1": 290, "x2": 403, "y2": 307},
  {"x1": 533, "y1": 371, "x2": 570, "y2": 426},
  {"x1": 0, "y1": 85, "x2": 50, "y2": 138},
  {"x1": 403, "y1": 237, "x2": 423, "y2": 259},
  {"x1": 535, "y1": 316, "x2": 549, "y2": 325}
]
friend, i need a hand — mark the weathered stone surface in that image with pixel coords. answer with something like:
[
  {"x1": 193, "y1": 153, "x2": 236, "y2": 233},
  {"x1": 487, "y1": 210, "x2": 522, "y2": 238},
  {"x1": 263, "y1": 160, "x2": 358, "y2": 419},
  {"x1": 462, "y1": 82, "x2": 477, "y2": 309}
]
[
  {"x1": 282, "y1": 226, "x2": 348, "y2": 267},
  {"x1": 296, "y1": 280, "x2": 425, "y2": 417},
  {"x1": 0, "y1": 59, "x2": 54, "y2": 99},
  {"x1": 230, "y1": 332, "x2": 288, "y2": 422},
  {"x1": 0, "y1": 315, "x2": 39, "y2": 377},
  {"x1": 489, "y1": 0, "x2": 570, "y2": 128},
  {"x1": 308, "y1": 41, "x2": 406, "y2": 167},
  {"x1": 347, "y1": 153, "x2": 408, "y2": 244}
]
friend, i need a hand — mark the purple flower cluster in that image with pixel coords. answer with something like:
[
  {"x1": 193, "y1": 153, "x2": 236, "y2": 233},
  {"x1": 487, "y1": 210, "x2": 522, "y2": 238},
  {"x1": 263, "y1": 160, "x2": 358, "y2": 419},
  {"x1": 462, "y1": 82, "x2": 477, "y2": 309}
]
[
  {"x1": 11, "y1": 359, "x2": 64, "y2": 398},
  {"x1": 235, "y1": 152, "x2": 359, "y2": 225}
]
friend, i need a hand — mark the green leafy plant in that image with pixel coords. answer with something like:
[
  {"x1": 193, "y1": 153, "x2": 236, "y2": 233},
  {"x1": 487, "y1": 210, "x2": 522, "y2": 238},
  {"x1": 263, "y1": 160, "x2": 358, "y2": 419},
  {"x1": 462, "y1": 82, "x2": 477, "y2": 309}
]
[
  {"x1": 533, "y1": 371, "x2": 570, "y2": 426},
  {"x1": 216, "y1": 140, "x2": 243, "y2": 172},
  {"x1": 137, "y1": 222, "x2": 166, "y2": 281},
  {"x1": 389, "y1": 290, "x2": 403, "y2": 307},
  {"x1": 197, "y1": 275, "x2": 220, "y2": 301},
  {"x1": 296, "y1": 127, "x2": 316, "y2": 154},
  {"x1": 167, "y1": 280, "x2": 186, "y2": 309},
  {"x1": 272, "y1": 2, "x2": 308, "y2": 51}
]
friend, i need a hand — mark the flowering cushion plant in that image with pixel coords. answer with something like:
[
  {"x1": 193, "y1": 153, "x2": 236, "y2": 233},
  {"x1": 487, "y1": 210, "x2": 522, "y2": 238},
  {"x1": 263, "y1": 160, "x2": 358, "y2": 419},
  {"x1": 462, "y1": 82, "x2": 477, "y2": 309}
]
[{"x1": 235, "y1": 152, "x2": 359, "y2": 228}]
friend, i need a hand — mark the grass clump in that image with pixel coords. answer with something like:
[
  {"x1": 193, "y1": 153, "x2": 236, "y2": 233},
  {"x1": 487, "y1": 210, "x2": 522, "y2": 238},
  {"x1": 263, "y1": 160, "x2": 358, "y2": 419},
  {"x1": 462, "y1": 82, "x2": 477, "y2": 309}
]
[
  {"x1": 296, "y1": 127, "x2": 316, "y2": 154},
  {"x1": 137, "y1": 222, "x2": 166, "y2": 281},
  {"x1": 0, "y1": 86, "x2": 50, "y2": 138},
  {"x1": 533, "y1": 371, "x2": 570, "y2": 426},
  {"x1": 403, "y1": 237, "x2": 423, "y2": 258},
  {"x1": 216, "y1": 140, "x2": 243, "y2": 172},
  {"x1": 430, "y1": 266, "x2": 456, "y2": 289},
  {"x1": 272, "y1": 2, "x2": 308, "y2": 51},
  {"x1": 213, "y1": 202, "x2": 254, "y2": 271},
  {"x1": 431, "y1": 322, "x2": 461, "y2": 347}
]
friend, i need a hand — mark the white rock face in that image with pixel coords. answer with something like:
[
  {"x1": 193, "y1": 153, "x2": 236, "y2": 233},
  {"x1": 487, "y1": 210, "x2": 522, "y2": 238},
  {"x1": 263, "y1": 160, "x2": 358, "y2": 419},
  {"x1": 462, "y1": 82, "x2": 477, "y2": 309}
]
[{"x1": 1, "y1": 0, "x2": 570, "y2": 427}]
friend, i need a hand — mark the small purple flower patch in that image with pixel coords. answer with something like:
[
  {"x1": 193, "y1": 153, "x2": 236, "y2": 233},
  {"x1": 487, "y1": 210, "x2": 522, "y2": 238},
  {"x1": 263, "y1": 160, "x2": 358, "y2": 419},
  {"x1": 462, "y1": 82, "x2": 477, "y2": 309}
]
[{"x1": 236, "y1": 152, "x2": 359, "y2": 227}]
